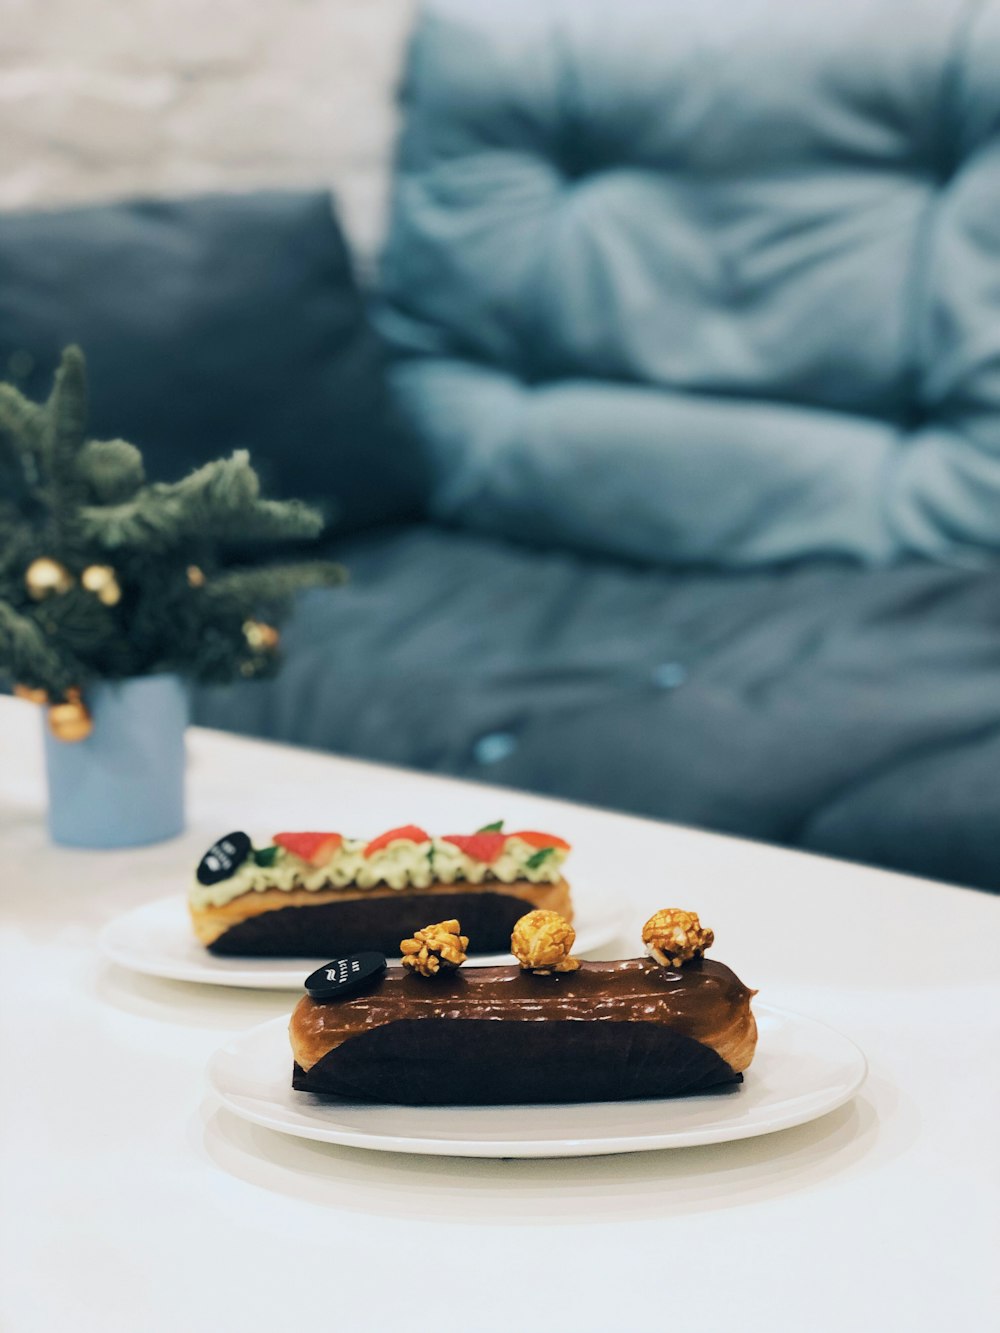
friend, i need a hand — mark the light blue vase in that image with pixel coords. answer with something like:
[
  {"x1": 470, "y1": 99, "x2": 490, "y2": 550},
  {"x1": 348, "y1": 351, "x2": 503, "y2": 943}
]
[{"x1": 43, "y1": 673, "x2": 188, "y2": 848}]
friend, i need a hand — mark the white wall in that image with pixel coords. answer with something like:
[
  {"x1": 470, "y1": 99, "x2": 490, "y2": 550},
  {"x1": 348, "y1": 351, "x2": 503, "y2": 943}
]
[{"x1": 0, "y1": 0, "x2": 416, "y2": 257}]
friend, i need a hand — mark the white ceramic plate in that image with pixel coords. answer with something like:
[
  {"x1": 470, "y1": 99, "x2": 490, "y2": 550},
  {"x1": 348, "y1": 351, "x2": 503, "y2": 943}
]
[
  {"x1": 99, "y1": 893, "x2": 626, "y2": 989},
  {"x1": 206, "y1": 1005, "x2": 867, "y2": 1158}
]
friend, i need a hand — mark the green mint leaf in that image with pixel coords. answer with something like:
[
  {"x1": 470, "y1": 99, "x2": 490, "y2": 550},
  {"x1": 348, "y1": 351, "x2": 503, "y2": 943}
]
[
  {"x1": 525, "y1": 847, "x2": 555, "y2": 870},
  {"x1": 252, "y1": 845, "x2": 280, "y2": 867},
  {"x1": 426, "y1": 843, "x2": 436, "y2": 865},
  {"x1": 477, "y1": 820, "x2": 505, "y2": 833}
]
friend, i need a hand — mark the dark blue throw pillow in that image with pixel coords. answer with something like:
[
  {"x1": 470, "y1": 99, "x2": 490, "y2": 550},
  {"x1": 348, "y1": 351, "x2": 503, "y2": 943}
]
[{"x1": 0, "y1": 191, "x2": 426, "y2": 535}]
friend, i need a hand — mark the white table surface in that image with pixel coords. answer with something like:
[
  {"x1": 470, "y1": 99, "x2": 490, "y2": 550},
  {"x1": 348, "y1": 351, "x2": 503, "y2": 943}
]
[{"x1": 1, "y1": 695, "x2": 997, "y2": 1332}]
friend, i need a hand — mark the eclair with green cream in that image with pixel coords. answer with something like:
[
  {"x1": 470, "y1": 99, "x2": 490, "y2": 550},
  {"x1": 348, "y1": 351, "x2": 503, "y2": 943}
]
[{"x1": 188, "y1": 822, "x2": 573, "y2": 958}]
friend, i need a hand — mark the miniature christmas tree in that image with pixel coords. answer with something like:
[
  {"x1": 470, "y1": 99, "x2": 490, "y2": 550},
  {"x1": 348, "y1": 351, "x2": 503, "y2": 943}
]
[{"x1": 0, "y1": 346, "x2": 344, "y2": 738}]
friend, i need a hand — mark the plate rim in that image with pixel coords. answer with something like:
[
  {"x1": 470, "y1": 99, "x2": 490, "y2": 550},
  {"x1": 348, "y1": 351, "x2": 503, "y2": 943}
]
[
  {"x1": 98, "y1": 893, "x2": 628, "y2": 989},
  {"x1": 206, "y1": 1004, "x2": 868, "y2": 1158}
]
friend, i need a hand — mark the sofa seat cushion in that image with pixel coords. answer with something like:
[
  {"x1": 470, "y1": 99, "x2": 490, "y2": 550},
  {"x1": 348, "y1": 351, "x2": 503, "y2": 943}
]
[
  {"x1": 193, "y1": 525, "x2": 1000, "y2": 890},
  {"x1": 380, "y1": 0, "x2": 1000, "y2": 567}
]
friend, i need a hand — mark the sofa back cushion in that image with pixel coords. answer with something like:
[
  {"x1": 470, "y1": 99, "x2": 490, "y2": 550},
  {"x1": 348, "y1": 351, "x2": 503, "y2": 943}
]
[
  {"x1": 380, "y1": 0, "x2": 1000, "y2": 567},
  {"x1": 0, "y1": 191, "x2": 426, "y2": 535}
]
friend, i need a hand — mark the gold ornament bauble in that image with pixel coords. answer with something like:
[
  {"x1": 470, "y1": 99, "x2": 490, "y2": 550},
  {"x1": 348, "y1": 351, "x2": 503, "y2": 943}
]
[
  {"x1": 14, "y1": 684, "x2": 49, "y2": 704},
  {"x1": 186, "y1": 564, "x2": 206, "y2": 588},
  {"x1": 25, "y1": 557, "x2": 74, "y2": 600},
  {"x1": 243, "y1": 620, "x2": 280, "y2": 651},
  {"x1": 47, "y1": 691, "x2": 93, "y2": 743},
  {"x1": 81, "y1": 564, "x2": 122, "y2": 607}
]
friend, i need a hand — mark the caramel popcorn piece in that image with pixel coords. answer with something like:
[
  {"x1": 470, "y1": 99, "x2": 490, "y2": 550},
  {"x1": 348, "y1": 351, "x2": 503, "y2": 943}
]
[
  {"x1": 642, "y1": 909, "x2": 714, "y2": 968},
  {"x1": 511, "y1": 910, "x2": 581, "y2": 974},
  {"x1": 400, "y1": 919, "x2": 469, "y2": 977}
]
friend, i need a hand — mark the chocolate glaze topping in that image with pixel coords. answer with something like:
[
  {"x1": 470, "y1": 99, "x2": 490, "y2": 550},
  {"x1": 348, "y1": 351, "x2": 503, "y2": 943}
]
[{"x1": 294, "y1": 957, "x2": 752, "y2": 1057}]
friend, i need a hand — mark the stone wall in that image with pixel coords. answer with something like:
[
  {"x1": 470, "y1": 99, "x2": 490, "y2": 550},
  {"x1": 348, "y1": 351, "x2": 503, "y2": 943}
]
[{"x1": 0, "y1": 0, "x2": 416, "y2": 258}]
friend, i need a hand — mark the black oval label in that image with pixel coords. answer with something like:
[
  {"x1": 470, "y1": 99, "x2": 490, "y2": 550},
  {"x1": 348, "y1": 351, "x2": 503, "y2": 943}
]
[
  {"x1": 305, "y1": 952, "x2": 387, "y2": 1001},
  {"x1": 196, "y1": 831, "x2": 252, "y2": 885}
]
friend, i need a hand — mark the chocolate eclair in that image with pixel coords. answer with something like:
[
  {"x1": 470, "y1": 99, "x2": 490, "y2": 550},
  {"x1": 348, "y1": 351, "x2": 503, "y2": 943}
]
[
  {"x1": 289, "y1": 909, "x2": 757, "y2": 1105},
  {"x1": 189, "y1": 823, "x2": 573, "y2": 957}
]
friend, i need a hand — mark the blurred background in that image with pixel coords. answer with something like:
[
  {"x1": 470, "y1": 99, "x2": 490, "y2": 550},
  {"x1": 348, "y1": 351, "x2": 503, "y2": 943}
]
[
  {"x1": 3, "y1": 0, "x2": 1000, "y2": 889},
  {"x1": 1, "y1": 0, "x2": 413, "y2": 259}
]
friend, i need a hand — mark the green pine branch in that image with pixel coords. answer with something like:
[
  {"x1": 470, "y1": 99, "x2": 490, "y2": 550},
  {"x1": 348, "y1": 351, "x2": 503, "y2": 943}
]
[
  {"x1": 76, "y1": 453, "x2": 326, "y2": 552},
  {"x1": 202, "y1": 560, "x2": 346, "y2": 615},
  {"x1": 0, "y1": 602, "x2": 78, "y2": 693},
  {"x1": 33, "y1": 586, "x2": 119, "y2": 662},
  {"x1": 0, "y1": 517, "x2": 37, "y2": 582},
  {"x1": 76, "y1": 487, "x2": 198, "y2": 552},
  {"x1": 0, "y1": 381, "x2": 46, "y2": 459},
  {"x1": 206, "y1": 497, "x2": 327, "y2": 544},
  {"x1": 78, "y1": 439, "x2": 145, "y2": 505},
  {"x1": 43, "y1": 346, "x2": 89, "y2": 516},
  {"x1": 0, "y1": 382, "x2": 46, "y2": 495}
]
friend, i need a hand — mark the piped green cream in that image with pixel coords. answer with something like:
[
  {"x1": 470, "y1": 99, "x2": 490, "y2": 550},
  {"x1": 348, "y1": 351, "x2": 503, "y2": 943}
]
[{"x1": 190, "y1": 835, "x2": 568, "y2": 910}]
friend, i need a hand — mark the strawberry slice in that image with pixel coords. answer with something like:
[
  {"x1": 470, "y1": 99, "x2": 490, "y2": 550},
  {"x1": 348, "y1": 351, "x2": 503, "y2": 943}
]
[
  {"x1": 273, "y1": 831, "x2": 343, "y2": 867},
  {"x1": 509, "y1": 830, "x2": 571, "y2": 851},
  {"x1": 364, "y1": 824, "x2": 430, "y2": 858},
  {"x1": 442, "y1": 832, "x2": 507, "y2": 863}
]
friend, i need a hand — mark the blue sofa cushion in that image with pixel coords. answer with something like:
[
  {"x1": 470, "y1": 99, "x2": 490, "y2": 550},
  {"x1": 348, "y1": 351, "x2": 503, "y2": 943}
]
[
  {"x1": 193, "y1": 525, "x2": 1000, "y2": 891},
  {"x1": 0, "y1": 191, "x2": 426, "y2": 534},
  {"x1": 380, "y1": 0, "x2": 1000, "y2": 567}
]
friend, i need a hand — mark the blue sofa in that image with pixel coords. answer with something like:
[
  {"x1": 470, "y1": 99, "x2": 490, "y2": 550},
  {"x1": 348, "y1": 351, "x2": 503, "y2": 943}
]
[{"x1": 4, "y1": 0, "x2": 1000, "y2": 890}]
